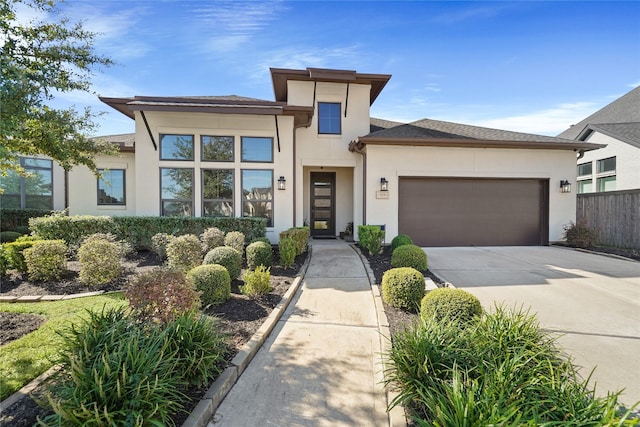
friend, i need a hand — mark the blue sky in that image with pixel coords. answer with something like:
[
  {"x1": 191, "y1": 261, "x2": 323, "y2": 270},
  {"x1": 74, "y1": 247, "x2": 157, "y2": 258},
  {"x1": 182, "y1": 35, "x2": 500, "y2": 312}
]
[{"x1": 38, "y1": 1, "x2": 640, "y2": 137}]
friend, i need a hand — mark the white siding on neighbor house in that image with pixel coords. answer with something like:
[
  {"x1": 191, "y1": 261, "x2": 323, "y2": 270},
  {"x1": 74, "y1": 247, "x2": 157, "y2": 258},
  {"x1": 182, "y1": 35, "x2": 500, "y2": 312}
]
[{"x1": 365, "y1": 145, "x2": 578, "y2": 243}]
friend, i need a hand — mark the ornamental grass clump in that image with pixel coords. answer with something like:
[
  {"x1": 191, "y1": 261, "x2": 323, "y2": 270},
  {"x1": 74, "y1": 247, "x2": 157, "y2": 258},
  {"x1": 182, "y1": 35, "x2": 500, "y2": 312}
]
[
  {"x1": 204, "y1": 246, "x2": 242, "y2": 280},
  {"x1": 246, "y1": 240, "x2": 272, "y2": 269},
  {"x1": 420, "y1": 288, "x2": 482, "y2": 324},
  {"x1": 381, "y1": 267, "x2": 425, "y2": 311},
  {"x1": 187, "y1": 264, "x2": 231, "y2": 306},
  {"x1": 391, "y1": 244, "x2": 427, "y2": 271},
  {"x1": 241, "y1": 265, "x2": 272, "y2": 298},
  {"x1": 23, "y1": 239, "x2": 68, "y2": 281},
  {"x1": 166, "y1": 234, "x2": 202, "y2": 272}
]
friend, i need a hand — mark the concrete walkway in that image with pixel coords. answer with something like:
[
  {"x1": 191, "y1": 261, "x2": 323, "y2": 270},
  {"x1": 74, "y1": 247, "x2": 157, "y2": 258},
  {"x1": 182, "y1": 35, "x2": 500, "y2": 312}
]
[{"x1": 208, "y1": 240, "x2": 389, "y2": 427}]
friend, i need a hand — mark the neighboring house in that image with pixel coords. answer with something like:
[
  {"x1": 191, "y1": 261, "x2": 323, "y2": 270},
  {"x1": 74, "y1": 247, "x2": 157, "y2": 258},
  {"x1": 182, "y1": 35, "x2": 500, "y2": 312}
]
[
  {"x1": 3, "y1": 67, "x2": 603, "y2": 246},
  {"x1": 557, "y1": 86, "x2": 640, "y2": 193}
]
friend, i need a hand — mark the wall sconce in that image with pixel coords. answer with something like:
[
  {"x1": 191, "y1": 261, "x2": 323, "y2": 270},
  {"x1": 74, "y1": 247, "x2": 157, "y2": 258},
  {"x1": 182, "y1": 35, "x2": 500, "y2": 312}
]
[
  {"x1": 560, "y1": 180, "x2": 571, "y2": 193},
  {"x1": 278, "y1": 176, "x2": 286, "y2": 190},
  {"x1": 380, "y1": 177, "x2": 389, "y2": 192}
]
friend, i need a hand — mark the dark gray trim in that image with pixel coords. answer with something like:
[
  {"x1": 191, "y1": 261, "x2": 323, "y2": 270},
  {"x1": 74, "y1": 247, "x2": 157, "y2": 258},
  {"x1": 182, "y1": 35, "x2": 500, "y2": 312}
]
[
  {"x1": 159, "y1": 167, "x2": 195, "y2": 217},
  {"x1": 159, "y1": 134, "x2": 195, "y2": 161},
  {"x1": 241, "y1": 136, "x2": 274, "y2": 163},
  {"x1": 140, "y1": 111, "x2": 157, "y2": 151},
  {"x1": 96, "y1": 168, "x2": 126, "y2": 206},
  {"x1": 200, "y1": 135, "x2": 234, "y2": 162},
  {"x1": 201, "y1": 168, "x2": 235, "y2": 218}
]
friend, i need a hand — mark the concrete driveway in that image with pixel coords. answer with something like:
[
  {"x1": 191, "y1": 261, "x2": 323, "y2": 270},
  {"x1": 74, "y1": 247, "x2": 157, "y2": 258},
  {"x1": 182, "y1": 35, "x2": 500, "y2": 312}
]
[{"x1": 424, "y1": 246, "x2": 640, "y2": 408}]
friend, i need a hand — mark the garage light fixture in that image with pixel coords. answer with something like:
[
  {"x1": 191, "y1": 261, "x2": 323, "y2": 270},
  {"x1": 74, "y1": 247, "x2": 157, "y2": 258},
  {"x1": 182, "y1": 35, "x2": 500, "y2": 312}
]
[
  {"x1": 278, "y1": 176, "x2": 286, "y2": 190},
  {"x1": 380, "y1": 177, "x2": 389, "y2": 191},
  {"x1": 560, "y1": 180, "x2": 571, "y2": 193}
]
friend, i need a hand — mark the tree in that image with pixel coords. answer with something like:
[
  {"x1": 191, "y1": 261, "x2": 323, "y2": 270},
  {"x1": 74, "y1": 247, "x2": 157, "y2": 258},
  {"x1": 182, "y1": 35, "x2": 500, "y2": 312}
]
[{"x1": 0, "y1": 0, "x2": 118, "y2": 176}]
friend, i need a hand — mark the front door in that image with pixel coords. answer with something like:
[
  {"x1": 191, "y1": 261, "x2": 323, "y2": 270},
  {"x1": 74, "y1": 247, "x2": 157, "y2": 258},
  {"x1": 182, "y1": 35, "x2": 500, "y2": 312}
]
[{"x1": 310, "y1": 172, "x2": 336, "y2": 238}]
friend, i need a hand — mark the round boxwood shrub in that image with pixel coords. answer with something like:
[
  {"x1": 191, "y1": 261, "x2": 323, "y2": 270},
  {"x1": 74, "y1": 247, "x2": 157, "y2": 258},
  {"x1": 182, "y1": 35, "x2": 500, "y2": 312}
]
[
  {"x1": 23, "y1": 240, "x2": 68, "y2": 281},
  {"x1": 224, "y1": 231, "x2": 245, "y2": 255},
  {"x1": 391, "y1": 244, "x2": 427, "y2": 272},
  {"x1": 204, "y1": 246, "x2": 242, "y2": 280},
  {"x1": 420, "y1": 288, "x2": 482, "y2": 324},
  {"x1": 187, "y1": 264, "x2": 231, "y2": 306},
  {"x1": 78, "y1": 238, "x2": 122, "y2": 287},
  {"x1": 166, "y1": 234, "x2": 202, "y2": 272},
  {"x1": 381, "y1": 267, "x2": 425, "y2": 311},
  {"x1": 391, "y1": 234, "x2": 413, "y2": 252},
  {"x1": 246, "y1": 241, "x2": 272, "y2": 270},
  {"x1": 200, "y1": 227, "x2": 225, "y2": 253}
]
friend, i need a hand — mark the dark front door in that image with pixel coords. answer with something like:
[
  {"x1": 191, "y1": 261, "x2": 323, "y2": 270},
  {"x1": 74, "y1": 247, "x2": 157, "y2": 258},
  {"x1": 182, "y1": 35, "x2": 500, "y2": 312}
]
[{"x1": 310, "y1": 172, "x2": 336, "y2": 238}]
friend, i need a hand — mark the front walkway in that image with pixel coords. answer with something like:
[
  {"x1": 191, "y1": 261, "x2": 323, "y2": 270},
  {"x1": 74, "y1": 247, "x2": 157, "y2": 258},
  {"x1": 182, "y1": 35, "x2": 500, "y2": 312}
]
[{"x1": 208, "y1": 240, "x2": 389, "y2": 426}]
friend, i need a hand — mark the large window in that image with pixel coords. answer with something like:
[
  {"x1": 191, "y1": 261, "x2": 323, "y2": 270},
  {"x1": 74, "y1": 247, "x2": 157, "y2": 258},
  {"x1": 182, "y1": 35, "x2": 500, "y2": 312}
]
[
  {"x1": 160, "y1": 168, "x2": 193, "y2": 216},
  {"x1": 97, "y1": 169, "x2": 125, "y2": 205},
  {"x1": 242, "y1": 169, "x2": 273, "y2": 226},
  {"x1": 318, "y1": 102, "x2": 341, "y2": 134},
  {"x1": 595, "y1": 156, "x2": 616, "y2": 192},
  {"x1": 241, "y1": 137, "x2": 273, "y2": 162},
  {"x1": 577, "y1": 179, "x2": 593, "y2": 194},
  {"x1": 597, "y1": 157, "x2": 616, "y2": 173},
  {"x1": 202, "y1": 136, "x2": 234, "y2": 162},
  {"x1": 202, "y1": 169, "x2": 233, "y2": 217},
  {"x1": 160, "y1": 134, "x2": 194, "y2": 160},
  {"x1": 577, "y1": 162, "x2": 592, "y2": 177},
  {"x1": 0, "y1": 157, "x2": 52, "y2": 209},
  {"x1": 597, "y1": 176, "x2": 616, "y2": 192}
]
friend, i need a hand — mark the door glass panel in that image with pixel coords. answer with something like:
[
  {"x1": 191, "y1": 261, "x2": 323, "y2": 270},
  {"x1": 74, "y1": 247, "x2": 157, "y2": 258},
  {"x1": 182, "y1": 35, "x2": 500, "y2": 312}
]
[
  {"x1": 315, "y1": 210, "x2": 331, "y2": 219},
  {"x1": 314, "y1": 221, "x2": 329, "y2": 230},
  {"x1": 314, "y1": 199, "x2": 331, "y2": 208},
  {"x1": 314, "y1": 187, "x2": 331, "y2": 197}
]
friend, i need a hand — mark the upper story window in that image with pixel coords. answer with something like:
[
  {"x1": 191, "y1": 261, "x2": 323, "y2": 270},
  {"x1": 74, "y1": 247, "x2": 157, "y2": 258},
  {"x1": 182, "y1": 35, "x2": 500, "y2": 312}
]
[
  {"x1": 0, "y1": 157, "x2": 53, "y2": 209},
  {"x1": 241, "y1": 137, "x2": 273, "y2": 162},
  {"x1": 160, "y1": 134, "x2": 194, "y2": 160},
  {"x1": 597, "y1": 157, "x2": 616, "y2": 174},
  {"x1": 97, "y1": 169, "x2": 126, "y2": 205},
  {"x1": 202, "y1": 136, "x2": 234, "y2": 162},
  {"x1": 318, "y1": 102, "x2": 341, "y2": 134},
  {"x1": 577, "y1": 162, "x2": 592, "y2": 177}
]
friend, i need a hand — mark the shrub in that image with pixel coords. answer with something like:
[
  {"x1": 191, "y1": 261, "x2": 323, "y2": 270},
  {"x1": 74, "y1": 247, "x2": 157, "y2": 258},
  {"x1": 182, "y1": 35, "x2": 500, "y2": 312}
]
[
  {"x1": 166, "y1": 234, "x2": 202, "y2": 272},
  {"x1": 279, "y1": 237, "x2": 296, "y2": 269},
  {"x1": 23, "y1": 240, "x2": 68, "y2": 282},
  {"x1": 224, "y1": 230, "x2": 245, "y2": 254},
  {"x1": 0, "y1": 246, "x2": 8, "y2": 276},
  {"x1": 381, "y1": 267, "x2": 425, "y2": 311},
  {"x1": 0, "y1": 208, "x2": 51, "y2": 232},
  {"x1": 29, "y1": 212, "x2": 116, "y2": 247},
  {"x1": 126, "y1": 269, "x2": 200, "y2": 323},
  {"x1": 81, "y1": 232, "x2": 132, "y2": 257},
  {"x1": 187, "y1": 264, "x2": 231, "y2": 306},
  {"x1": 200, "y1": 227, "x2": 225, "y2": 252},
  {"x1": 241, "y1": 265, "x2": 272, "y2": 298},
  {"x1": 279, "y1": 227, "x2": 309, "y2": 255},
  {"x1": 0, "y1": 231, "x2": 22, "y2": 243},
  {"x1": 564, "y1": 221, "x2": 597, "y2": 248},
  {"x1": 358, "y1": 225, "x2": 385, "y2": 255},
  {"x1": 250, "y1": 236, "x2": 271, "y2": 245},
  {"x1": 78, "y1": 238, "x2": 123, "y2": 287},
  {"x1": 3, "y1": 238, "x2": 45, "y2": 272},
  {"x1": 246, "y1": 241, "x2": 272, "y2": 270},
  {"x1": 391, "y1": 244, "x2": 427, "y2": 271},
  {"x1": 391, "y1": 234, "x2": 413, "y2": 251},
  {"x1": 203, "y1": 246, "x2": 242, "y2": 280},
  {"x1": 420, "y1": 288, "x2": 482, "y2": 324},
  {"x1": 151, "y1": 232, "x2": 176, "y2": 259}
]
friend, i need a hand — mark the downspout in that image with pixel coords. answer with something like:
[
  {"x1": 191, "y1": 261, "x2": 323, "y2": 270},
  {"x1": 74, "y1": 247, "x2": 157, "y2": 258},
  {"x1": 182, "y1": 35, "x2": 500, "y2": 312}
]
[
  {"x1": 274, "y1": 115, "x2": 281, "y2": 152},
  {"x1": 140, "y1": 111, "x2": 157, "y2": 151},
  {"x1": 349, "y1": 141, "x2": 367, "y2": 226},
  {"x1": 64, "y1": 168, "x2": 69, "y2": 211},
  {"x1": 344, "y1": 82, "x2": 349, "y2": 117},
  {"x1": 577, "y1": 149, "x2": 586, "y2": 160}
]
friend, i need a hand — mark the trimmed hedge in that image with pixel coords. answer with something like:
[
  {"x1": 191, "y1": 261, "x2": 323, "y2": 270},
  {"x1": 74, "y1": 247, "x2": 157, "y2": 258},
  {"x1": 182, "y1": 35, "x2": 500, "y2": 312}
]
[
  {"x1": 391, "y1": 244, "x2": 427, "y2": 271},
  {"x1": 204, "y1": 246, "x2": 242, "y2": 280},
  {"x1": 391, "y1": 234, "x2": 413, "y2": 251},
  {"x1": 381, "y1": 267, "x2": 425, "y2": 311},
  {"x1": 3, "y1": 238, "x2": 48, "y2": 272},
  {"x1": 421, "y1": 288, "x2": 483, "y2": 324},
  {"x1": 279, "y1": 227, "x2": 309, "y2": 256},
  {"x1": 0, "y1": 208, "x2": 52, "y2": 232},
  {"x1": 246, "y1": 241, "x2": 273, "y2": 270},
  {"x1": 187, "y1": 264, "x2": 231, "y2": 306}
]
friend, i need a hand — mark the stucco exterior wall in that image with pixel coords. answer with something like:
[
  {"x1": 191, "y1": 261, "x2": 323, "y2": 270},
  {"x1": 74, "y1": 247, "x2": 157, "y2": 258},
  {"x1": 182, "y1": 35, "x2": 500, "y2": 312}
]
[{"x1": 578, "y1": 132, "x2": 639, "y2": 191}]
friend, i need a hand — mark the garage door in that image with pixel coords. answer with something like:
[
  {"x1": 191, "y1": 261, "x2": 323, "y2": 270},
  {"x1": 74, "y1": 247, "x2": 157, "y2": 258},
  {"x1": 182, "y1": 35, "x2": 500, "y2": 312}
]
[{"x1": 399, "y1": 178, "x2": 549, "y2": 246}]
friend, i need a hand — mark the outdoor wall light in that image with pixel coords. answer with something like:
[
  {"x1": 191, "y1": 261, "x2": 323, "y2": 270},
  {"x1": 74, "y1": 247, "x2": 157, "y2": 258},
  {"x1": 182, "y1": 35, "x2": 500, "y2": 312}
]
[
  {"x1": 380, "y1": 177, "x2": 389, "y2": 191},
  {"x1": 278, "y1": 176, "x2": 286, "y2": 190},
  {"x1": 560, "y1": 180, "x2": 571, "y2": 193}
]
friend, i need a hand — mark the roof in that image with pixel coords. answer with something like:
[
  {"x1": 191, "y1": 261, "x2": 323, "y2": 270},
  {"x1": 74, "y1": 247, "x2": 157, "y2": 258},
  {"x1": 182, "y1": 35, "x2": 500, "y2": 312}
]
[
  {"x1": 92, "y1": 133, "x2": 135, "y2": 152},
  {"x1": 370, "y1": 117, "x2": 405, "y2": 133},
  {"x1": 580, "y1": 122, "x2": 640, "y2": 148}
]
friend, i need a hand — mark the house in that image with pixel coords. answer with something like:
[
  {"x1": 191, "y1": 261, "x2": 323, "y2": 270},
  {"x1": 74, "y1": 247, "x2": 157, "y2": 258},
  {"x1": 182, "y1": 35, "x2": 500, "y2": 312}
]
[
  {"x1": 2, "y1": 67, "x2": 603, "y2": 246},
  {"x1": 557, "y1": 86, "x2": 640, "y2": 193}
]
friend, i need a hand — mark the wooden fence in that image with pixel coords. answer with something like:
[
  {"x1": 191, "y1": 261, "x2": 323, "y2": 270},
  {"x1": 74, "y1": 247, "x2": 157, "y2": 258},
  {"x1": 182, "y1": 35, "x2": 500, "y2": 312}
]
[{"x1": 576, "y1": 189, "x2": 640, "y2": 249}]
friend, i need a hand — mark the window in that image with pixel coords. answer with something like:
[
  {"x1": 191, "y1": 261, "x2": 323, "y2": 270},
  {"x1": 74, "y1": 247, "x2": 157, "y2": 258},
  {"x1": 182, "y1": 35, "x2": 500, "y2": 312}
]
[
  {"x1": 318, "y1": 102, "x2": 341, "y2": 134},
  {"x1": 202, "y1": 136, "x2": 234, "y2": 162},
  {"x1": 160, "y1": 134, "x2": 194, "y2": 160},
  {"x1": 577, "y1": 179, "x2": 593, "y2": 194},
  {"x1": 0, "y1": 157, "x2": 52, "y2": 209},
  {"x1": 242, "y1": 169, "x2": 273, "y2": 226},
  {"x1": 597, "y1": 176, "x2": 616, "y2": 192},
  {"x1": 597, "y1": 157, "x2": 616, "y2": 173},
  {"x1": 577, "y1": 162, "x2": 592, "y2": 177},
  {"x1": 97, "y1": 169, "x2": 126, "y2": 205},
  {"x1": 160, "y1": 168, "x2": 193, "y2": 216},
  {"x1": 241, "y1": 137, "x2": 273, "y2": 162},
  {"x1": 202, "y1": 169, "x2": 233, "y2": 217}
]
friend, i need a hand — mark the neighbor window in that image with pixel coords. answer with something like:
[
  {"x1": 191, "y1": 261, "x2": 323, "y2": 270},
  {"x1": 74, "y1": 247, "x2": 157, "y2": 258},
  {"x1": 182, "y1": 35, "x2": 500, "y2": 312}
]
[
  {"x1": 97, "y1": 169, "x2": 125, "y2": 205},
  {"x1": 160, "y1": 168, "x2": 193, "y2": 216},
  {"x1": 597, "y1": 157, "x2": 616, "y2": 173},
  {"x1": 597, "y1": 176, "x2": 616, "y2": 192},
  {"x1": 0, "y1": 157, "x2": 53, "y2": 209},
  {"x1": 201, "y1": 136, "x2": 234, "y2": 162},
  {"x1": 577, "y1": 162, "x2": 592, "y2": 177},
  {"x1": 202, "y1": 169, "x2": 234, "y2": 217},
  {"x1": 318, "y1": 102, "x2": 341, "y2": 134},
  {"x1": 242, "y1": 169, "x2": 273, "y2": 226},
  {"x1": 577, "y1": 179, "x2": 593, "y2": 194},
  {"x1": 160, "y1": 134, "x2": 194, "y2": 160},
  {"x1": 241, "y1": 137, "x2": 273, "y2": 162}
]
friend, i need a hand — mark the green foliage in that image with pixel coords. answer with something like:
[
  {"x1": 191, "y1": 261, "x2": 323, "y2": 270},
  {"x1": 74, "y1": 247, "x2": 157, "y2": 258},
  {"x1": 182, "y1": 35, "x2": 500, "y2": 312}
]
[
  {"x1": 224, "y1": 230, "x2": 245, "y2": 254},
  {"x1": 241, "y1": 265, "x2": 272, "y2": 298},
  {"x1": 420, "y1": 288, "x2": 482, "y2": 324},
  {"x1": 391, "y1": 234, "x2": 413, "y2": 251},
  {"x1": 204, "y1": 246, "x2": 242, "y2": 280},
  {"x1": 0, "y1": 246, "x2": 8, "y2": 276},
  {"x1": 23, "y1": 240, "x2": 67, "y2": 282},
  {"x1": 77, "y1": 238, "x2": 123, "y2": 287},
  {"x1": 126, "y1": 269, "x2": 200, "y2": 324},
  {"x1": 166, "y1": 234, "x2": 203, "y2": 272},
  {"x1": 564, "y1": 221, "x2": 597, "y2": 248},
  {"x1": 3, "y1": 238, "x2": 46, "y2": 272},
  {"x1": 391, "y1": 244, "x2": 427, "y2": 271},
  {"x1": 279, "y1": 237, "x2": 296, "y2": 269},
  {"x1": 187, "y1": 264, "x2": 231, "y2": 306},
  {"x1": 250, "y1": 237, "x2": 271, "y2": 245},
  {"x1": 381, "y1": 267, "x2": 425, "y2": 311},
  {"x1": 0, "y1": 230, "x2": 22, "y2": 243},
  {"x1": 246, "y1": 241, "x2": 273, "y2": 270},
  {"x1": 200, "y1": 227, "x2": 225, "y2": 252},
  {"x1": 279, "y1": 227, "x2": 309, "y2": 256},
  {"x1": 358, "y1": 225, "x2": 385, "y2": 255},
  {"x1": 0, "y1": 208, "x2": 52, "y2": 232},
  {"x1": 29, "y1": 212, "x2": 116, "y2": 247},
  {"x1": 151, "y1": 232, "x2": 176, "y2": 259}
]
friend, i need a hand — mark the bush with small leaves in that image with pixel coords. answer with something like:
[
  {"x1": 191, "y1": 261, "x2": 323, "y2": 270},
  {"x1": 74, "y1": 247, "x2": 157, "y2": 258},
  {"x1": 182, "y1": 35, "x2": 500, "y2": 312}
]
[
  {"x1": 382, "y1": 267, "x2": 425, "y2": 311},
  {"x1": 246, "y1": 240, "x2": 272, "y2": 270},
  {"x1": 151, "y1": 232, "x2": 176, "y2": 259},
  {"x1": 0, "y1": 231, "x2": 22, "y2": 243},
  {"x1": 241, "y1": 265, "x2": 272, "y2": 298},
  {"x1": 200, "y1": 227, "x2": 225, "y2": 253},
  {"x1": 420, "y1": 288, "x2": 482, "y2": 324},
  {"x1": 563, "y1": 221, "x2": 597, "y2": 249},
  {"x1": 279, "y1": 237, "x2": 296, "y2": 269},
  {"x1": 187, "y1": 264, "x2": 231, "y2": 306},
  {"x1": 358, "y1": 225, "x2": 385, "y2": 255},
  {"x1": 166, "y1": 234, "x2": 203, "y2": 272},
  {"x1": 81, "y1": 232, "x2": 132, "y2": 258},
  {"x1": 224, "y1": 231, "x2": 245, "y2": 254},
  {"x1": 126, "y1": 269, "x2": 200, "y2": 323},
  {"x1": 23, "y1": 240, "x2": 68, "y2": 282},
  {"x1": 391, "y1": 244, "x2": 427, "y2": 271},
  {"x1": 78, "y1": 238, "x2": 123, "y2": 287},
  {"x1": 203, "y1": 246, "x2": 242, "y2": 280},
  {"x1": 250, "y1": 236, "x2": 271, "y2": 245},
  {"x1": 0, "y1": 246, "x2": 9, "y2": 276},
  {"x1": 391, "y1": 234, "x2": 413, "y2": 251}
]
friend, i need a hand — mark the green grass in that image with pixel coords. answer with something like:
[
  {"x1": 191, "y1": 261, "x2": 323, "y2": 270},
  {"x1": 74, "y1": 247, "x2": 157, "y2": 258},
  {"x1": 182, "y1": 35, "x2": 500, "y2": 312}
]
[{"x1": 0, "y1": 293, "x2": 127, "y2": 401}]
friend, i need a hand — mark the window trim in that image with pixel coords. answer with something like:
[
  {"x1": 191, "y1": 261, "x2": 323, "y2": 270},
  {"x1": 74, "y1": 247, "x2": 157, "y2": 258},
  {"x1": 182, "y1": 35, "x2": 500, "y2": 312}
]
[
  {"x1": 0, "y1": 157, "x2": 53, "y2": 209},
  {"x1": 596, "y1": 156, "x2": 616, "y2": 175},
  {"x1": 97, "y1": 168, "x2": 126, "y2": 206},
  {"x1": 201, "y1": 168, "x2": 234, "y2": 217},
  {"x1": 241, "y1": 169, "x2": 274, "y2": 227},
  {"x1": 159, "y1": 167, "x2": 194, "y2": 217},
  {"x1": 201, "y1": 135, "x2": 235, "y2": 162},
  {"x1": 159, "y1": 134, "x2": 195, "y2": 161},
  {"x1": 577, "y1": 162, "x2": 592, "y2": 177},
  {"x1": 318, "y1": 102, "x2": 342, "y2": 135},
  {"x1": 241, "y1": 136, "x2": 274, "y2": 163}
]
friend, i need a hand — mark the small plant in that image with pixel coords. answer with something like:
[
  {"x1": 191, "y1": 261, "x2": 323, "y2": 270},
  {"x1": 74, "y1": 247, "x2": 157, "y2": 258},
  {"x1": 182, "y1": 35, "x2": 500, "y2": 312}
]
[
  {"x1": 381, "y1": 267, "x2": 425, "y2": 311},
  {"x1": 23, "y1": 240, "x2": 68, "y2": 282},
  {"x1": 420, "y1": 288, "x2": 482, "y2": 324},
  {"x1": 187, "y1": 264, "x2": 231, "y2": 306},
  {"x1": 224, "y1": 230, "x2": 245, "y2": 254},
  {"x1": 391, "y1": 234, "x2": 413, "y2": 251},
  {"x1": 203, "y1": 246, "x2": 242, "y2": 280},
  {"x1": 563, "y1": 221, "x2": 597, "y2": 248},
  {"x1": 151, "y1": 232, "x2": 176, "y2": 259},
  {"x1": 391, "y1": 244, "x2": 427, "y2": 271},
  {"x1": 0, "y1": 245, "x2": 9, "y2": 276},
  {"x1": 358, "y1": 225, "x2": 385, "y2": 255},
  {"x1": 241, "y1": 265, "x2": 272, "y2": 298},
  {"x1": 166, "y1": 234, "x2": 203, "y2": 272},
  {"x1": 246, "y1": 240, "x2": 273, "y2": 270},
  {"x1": 279, "y1": 237, "x2": 296, "y2": 269},
  {"x1": 200, "y1": 227, "x2": 225, "y2": 253},
  {"x1": 77, "y1": 238, "x2": 123, "y2": 287}
]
